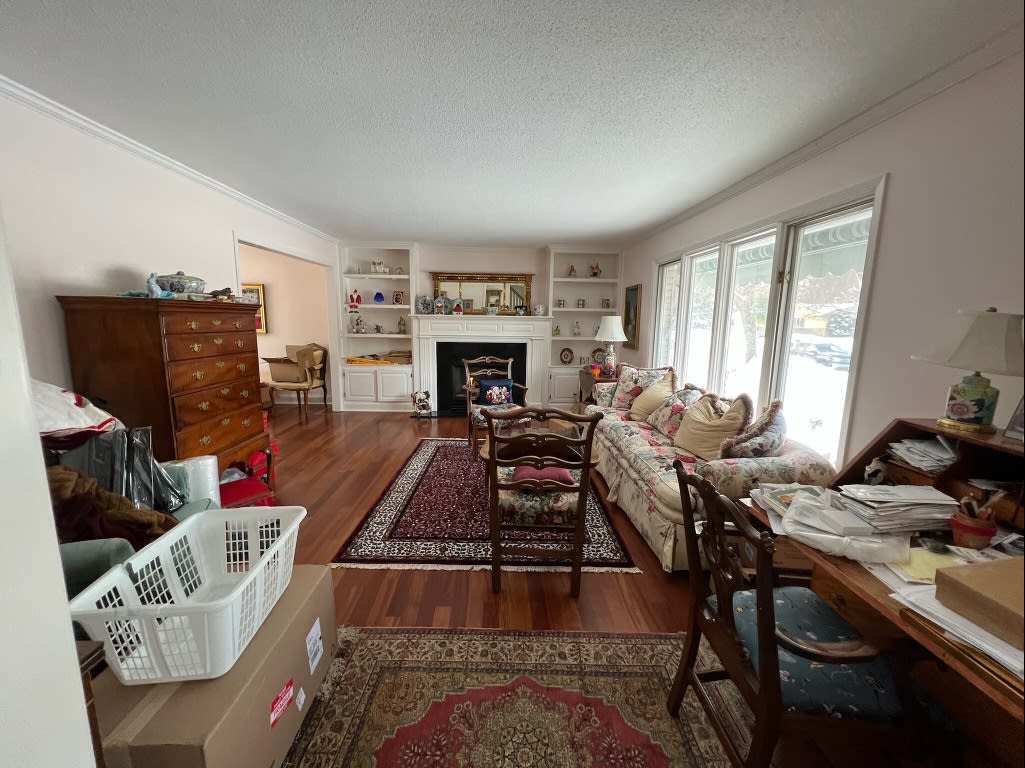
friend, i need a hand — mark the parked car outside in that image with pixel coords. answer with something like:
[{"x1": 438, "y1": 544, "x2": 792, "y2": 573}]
[{"x1": 807, "y1": 342, "x2": 850, "y2": 369}]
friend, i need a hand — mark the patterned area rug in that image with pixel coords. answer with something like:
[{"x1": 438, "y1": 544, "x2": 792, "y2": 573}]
[
  {"x1": 333, "y1": 438, "x2": 637, "y2": 571},
  {"x1": 284, "y1": 627, "x2": 747, "y2": 768}
]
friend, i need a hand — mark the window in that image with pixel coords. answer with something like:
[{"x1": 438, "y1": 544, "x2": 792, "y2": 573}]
[{"x1": 653, "y1": 200, "x2": 875, "y2": 463}]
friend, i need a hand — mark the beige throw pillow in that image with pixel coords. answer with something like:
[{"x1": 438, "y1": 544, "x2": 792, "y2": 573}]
[
  {"x1": 673, "y1": 393, "x2": 753, "y2": 460},
  {"x1": 628, "y1": 370, "x2": 675, "y2": 422}
]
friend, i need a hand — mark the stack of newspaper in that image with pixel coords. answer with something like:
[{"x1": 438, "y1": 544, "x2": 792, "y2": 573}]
[
  {"x1": 888, "y1": 436, "x2": 956, "y2": 472},
  {"x1": 753, "y1": 483, "x2": 879, "y2": 536},
  {"x1": 838, "y1": 484, "x2": 958, "y2": 532}
]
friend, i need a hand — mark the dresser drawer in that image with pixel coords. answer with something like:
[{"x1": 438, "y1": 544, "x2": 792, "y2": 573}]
[
  {"x1": 162, "y1": 312, "x2": 256, "y2": 335},
  {"x1": 164, "y1": 331, "x2": 256, "y2": 362},
  {"x1": 167, "y1": 353, "x2": 259, "y2": 394},
  {"x1": 173, "y1": 377, "x2": 261, "y2": 428},
  {"x1": 174, "y1": 404, "x2": 264, "y2": 458}
]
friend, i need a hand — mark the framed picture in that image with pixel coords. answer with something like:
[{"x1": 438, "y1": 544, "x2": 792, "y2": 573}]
[
  {"x1": 623, "y1": 284, "x2": 641, "y2": 350},
  {"x1": 1004, "y1": 395, "x2": 1025, "y2": 441},
  {"x1": 240, "y1": 283, "x2": 267, "y2": 334}
]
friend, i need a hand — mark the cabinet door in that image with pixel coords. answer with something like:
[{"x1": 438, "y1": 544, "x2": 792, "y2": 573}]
[
  {"x1": 548, "y1": 369, "x2": 579, "y2": 405},
  {"x1": 343, "y1": 368, "x2": 378, "y2": 401},
  {"x1": 377, "y1": 368, "x2": 412, "y2": 401}
]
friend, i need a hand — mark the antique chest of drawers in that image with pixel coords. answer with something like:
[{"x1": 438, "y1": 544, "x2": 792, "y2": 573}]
[{"x1": 57, "y1": 296, "x2": 269, "y2": 473}]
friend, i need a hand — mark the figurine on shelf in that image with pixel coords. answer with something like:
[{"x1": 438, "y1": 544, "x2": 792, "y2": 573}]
[
  {"x1": 573, "y1": 321, "x2": 582, "y2": 337},
  {"x1": 553, "y1": 325, "x2": 561, "y2": 336},
  {"x1": 374, "y1": 324, "x2": 384, "y2": 334},
  {"x1": 397, "y1": 316, "x2": 407, "y2": 334},
  {"x1": 349, "y1": 311, "x2": 362, "y2": 333},
  {"x1": 146, "y1": 273, "x2": 162, "y2": 298},
  {"x1": 348, "y1": 289, "x2": 362, "y2": 312},
  {"x1": 590, "y1": 262, "x2": 602, "y2": 277},
  {"x1": 567, "y1": 264, "x2": 577, "y2": 277},
  {"x1": 452, "y1": 301, "x2": 463, "y2": 315},
  {"x1": 354, "y1": 316, "x2": 367, "y2": 334}
]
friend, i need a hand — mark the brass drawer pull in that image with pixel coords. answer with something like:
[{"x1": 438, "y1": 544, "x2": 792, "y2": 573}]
[
  {"x1": 213, "y1": 337, "x2": 224, "y2": 345},
  {"x1": 241, "y1": 418, "x2": 252, "y2": 428},
  {"x1": 193, "y1": 370, "x2": 205, "y2": 381},
  {"x1": 211, "y1": 319, "x2": 222, "y2": 326},
  {"x1": 216, "y1": 360, "x2": 226, "y2": 368},
  {"x1": 240, "y1": 389, "x2": 249, "y2": 398},
  {"x1": 189, "y1": 343, "x2": 202, "y2": 352},
  {"x1": 221, "y1": 417, "x2": 231, "y2": 426},
  {"x1": 187, "y1": 320, "x2": 199, "y2": 330},
  {"x1": 220, "y1": 387, "x2": 231, "y2": 395},
  {"x1": 199, "y1": 435, "x2": 211, "y2": 446},
  {"x1": 237, "y1": 362, "x2": 247, "y2": 372},
  {"x1": 197, "y1": 401, "x2": 210, "y2": 411},
  {"x1": 233, "y1": 320, "x2": 242, "y2": 328},
  {"x1": 234, "y1": 339, "x2": 245, "y2": 348}
]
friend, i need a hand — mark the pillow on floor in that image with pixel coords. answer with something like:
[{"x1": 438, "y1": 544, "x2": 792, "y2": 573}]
[
  {"x1": 720, "y1": 399, "x2": 787, "y2": 458},
  {"x1": 645, "y1": 385, "x2": 706, "y2": 439},
  {"x1": 628, "y1": 370, "x2": 676, "y2": 421},
  {"x1": 674, "y1": 393, "x2": 753, "y2": 460},
  {"x1": 610, "y1": 365, "x2": 676, "y2": 411}
]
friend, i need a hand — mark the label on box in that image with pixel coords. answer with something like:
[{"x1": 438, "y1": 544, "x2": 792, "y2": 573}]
[
  {"x1": 306, "y1": 617, "x2": 324, "y2": 674},
  {"x1": 296, "y1": 687, "x2": 306, "y2": 712},
  {"x1": 270, "y1": 678, "x2": 294, "y2": 728}
]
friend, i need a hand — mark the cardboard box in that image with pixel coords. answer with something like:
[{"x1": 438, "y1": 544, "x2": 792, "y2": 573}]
[
  {"x1": 935, "y1": 557, "x2": 1024, "y2": 651},
  {"x1": 95, "y1": 565, "x2": 335, "y2": 768}
]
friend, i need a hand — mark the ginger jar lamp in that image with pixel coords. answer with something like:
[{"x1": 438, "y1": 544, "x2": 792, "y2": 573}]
[
  {"x1": 595, "y1": 315, "x2": 628, "y2": 377},
  {"x1": 911, "y1": 307, "x2": 1024, "y2": 433}
]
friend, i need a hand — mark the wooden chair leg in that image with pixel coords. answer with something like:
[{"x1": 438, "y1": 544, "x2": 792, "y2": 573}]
[
  {"x1": 490, "y1": 494, "x2": 502, "y2": 594},
  {"x1": 667, "y1": 625, "x2": 702, "y2": 716}
]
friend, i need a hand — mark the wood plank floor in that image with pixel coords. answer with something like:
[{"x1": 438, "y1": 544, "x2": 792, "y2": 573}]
[{"x1": 268, "y1": 404, "x2": 691, "y2": 633}]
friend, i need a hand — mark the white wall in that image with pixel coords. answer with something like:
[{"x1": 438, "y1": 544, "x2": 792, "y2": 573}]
[
  {"x1": 1, "y1": 212, "x2": 96, "y2": 767},
  {"x1": 624, "y1": 52, "x2": 1025, "y2": 457},
  {"x1": 238, "y1": 242, "x2": 331, "y2": 402}
]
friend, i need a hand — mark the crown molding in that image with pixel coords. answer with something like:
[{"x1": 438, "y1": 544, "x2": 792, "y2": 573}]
[
  {"x1": 0, "y1": 75, "x2": 337, "y2": 244},
  {"x1": 632, "y1": 22, "x2": 1025, "y2": 248}
]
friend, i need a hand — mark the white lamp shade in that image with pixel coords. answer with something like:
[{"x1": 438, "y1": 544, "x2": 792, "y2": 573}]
[
  {"x1": 595, "y1": 315, "x2": 628, "y2": 342},
  {"x1": 912, "y1": 308, "x2": 1024, "y2": 376}
]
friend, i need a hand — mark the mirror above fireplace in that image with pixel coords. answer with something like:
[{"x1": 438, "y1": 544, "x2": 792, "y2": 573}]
[{"x1": 431, "y1": 272, "x2": 532, "y2": 313}]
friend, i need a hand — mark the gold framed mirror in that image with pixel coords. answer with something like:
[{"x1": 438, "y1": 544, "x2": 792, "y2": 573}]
[{"x1": 431, "y1": 272, "x2": 532, "y2": 314}]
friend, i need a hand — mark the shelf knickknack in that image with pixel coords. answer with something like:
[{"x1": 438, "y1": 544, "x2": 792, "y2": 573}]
[{"x1": 430, "y1": 271, "x2": 532, "y2": 315}]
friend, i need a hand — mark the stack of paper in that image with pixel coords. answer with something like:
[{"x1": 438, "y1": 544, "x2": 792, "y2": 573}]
[
  {"x1": 838, "y1": 484, "x2": 958, "y2": 533},
  {"x1": 888, "y1": 436, "x2": 957, "y2": 472},
  {"x1": 752, "y1": 483, "x2": 828, "y2": 517}
]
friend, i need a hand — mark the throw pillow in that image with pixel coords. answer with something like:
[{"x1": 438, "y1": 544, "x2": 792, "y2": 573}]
[
  {"x1": 512, "y1": 466, "x2": 575, "y2": 484},
  {"x1": 720, "y1": 399, "x2": 787, "y2": 458},
  {"x1": 476, "y1": 377, "x2": 513, "y2": 405},
  {"x1": 32, "y1": 378, "x2": 118, "y2": 451},
  {"x1": 645, "y1": 385, "x2": 706, "y2": 439},
  {"x1": 628, "y1": 370, "x2": 676, "y2": 421},
  {"x1": 673, "y1": 393, "x2": 753, "y2": 460},
  {"x1": 610, "y1": 365, "x2": 676, "y2": 411}
]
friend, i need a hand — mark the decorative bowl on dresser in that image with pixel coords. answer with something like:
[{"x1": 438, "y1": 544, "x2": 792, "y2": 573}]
[{"x1": 57, "y1": 296, "x2": 270, "y2": 474}]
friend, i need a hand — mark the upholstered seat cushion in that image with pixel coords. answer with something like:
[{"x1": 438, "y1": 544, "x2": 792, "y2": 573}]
[
  {"x1": 496, "y1": 466, "x2": 582, "y2": 525},
  {"x1": 470, "y1": 402, "x2": 522, "y2": 425},
  {"x1": 712, "y1": 585, "x2": 902, "y2": 721}
]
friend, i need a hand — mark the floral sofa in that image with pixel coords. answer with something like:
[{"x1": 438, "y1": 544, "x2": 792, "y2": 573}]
[{"x1": 584, "y1": 368, "x2": 835, "y2": 572}]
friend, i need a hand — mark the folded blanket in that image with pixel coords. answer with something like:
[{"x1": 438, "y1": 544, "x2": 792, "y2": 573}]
[{"x1": 47, "y1": 465, "x2": 179, "y2": 551}]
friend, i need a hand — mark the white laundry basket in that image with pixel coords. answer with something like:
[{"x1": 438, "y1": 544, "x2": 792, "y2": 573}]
[{"x1": 69, "y1": 506, "x2": 306, "y2": 685}]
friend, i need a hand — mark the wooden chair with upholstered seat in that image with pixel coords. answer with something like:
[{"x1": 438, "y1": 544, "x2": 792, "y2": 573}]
[
  {"x1": 668, "y1": 463, "x2": 908, "y2": 768},
  {"x1": 263, "y1": 343, "x2": 327, "y2": 422},
  {"x1": 481, "y1": 406, "x2": 603, "y2": 597},
  {"x1": 462, "y1": 355, "x2": 528, "y2": 456}
]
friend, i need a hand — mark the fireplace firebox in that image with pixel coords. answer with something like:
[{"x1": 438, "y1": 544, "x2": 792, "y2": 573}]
[{"x1": 435, "y1": 342, "x2": 527, "y2": 416}]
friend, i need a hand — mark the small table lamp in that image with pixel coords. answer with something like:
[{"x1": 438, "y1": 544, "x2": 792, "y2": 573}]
[
  {"x1": 595, "y1": 315, "x2": 628, "y2": 377},
  {"x1": 912, "y1": 307, "x2": 1024, "y2": 433}
]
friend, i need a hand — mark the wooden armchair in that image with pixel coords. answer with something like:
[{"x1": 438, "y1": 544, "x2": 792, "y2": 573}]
[
  {"x1": 481, "y1": 406, "x2": 602, "y2": 597},
  {"x1": 462, "y1": 356, "x2": 528, "y2": 456},
  {"x1": 262, "y1": 343, "x2": 327, "y2": 421},
  {"x1": 668, "y1": 464, "x2": 906, "y2": 767}
]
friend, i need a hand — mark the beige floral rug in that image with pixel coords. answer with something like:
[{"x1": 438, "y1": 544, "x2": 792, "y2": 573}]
[{"x1": 284, "y1": 627, "x2": 749, "y2": 767}]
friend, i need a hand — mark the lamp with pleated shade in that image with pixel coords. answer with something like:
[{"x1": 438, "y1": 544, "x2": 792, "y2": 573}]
[
  {"x1": 911, "y1": 307, "x2": 1024, "y2": 433},
  {"x1": 595, "y1": 315, "x2": 628, "y2": 376}
]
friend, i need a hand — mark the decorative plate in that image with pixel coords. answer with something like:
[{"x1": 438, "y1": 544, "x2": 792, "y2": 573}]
[
  {"x1": 415, "y1": 295, "x2": 434, "y2": 314},
  {"x1": 592, "y1": 347, "x2": 606, "y2": 364},
  {"x1": 559, "y1": 347, "x2": 574, "y2": 365}
]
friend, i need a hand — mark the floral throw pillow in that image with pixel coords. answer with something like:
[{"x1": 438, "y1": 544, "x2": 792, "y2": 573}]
[
  {"x1": 477, "y1": 377, "x2": 513, "y2": 405},
  {"x1": 646, "y1": 386, "x2": 706, "y2": 439},
  {"x1": 610, "y1": 365, "x2": 676, "y2": 411},
  {"x1": 720, "y1": 399, "x2": 787, "y2": 458}
]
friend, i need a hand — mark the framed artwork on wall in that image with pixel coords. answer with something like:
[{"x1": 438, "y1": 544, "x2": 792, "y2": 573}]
[
  {"x1": 623, "y1": 284, "x2": 641, "y2": 350},
  {"x1": 1004, "y1": 395, "x2": 1025, "y2": 442},
  {"x1": 240, "y1": 283, "x2": 267, "y2": 334}
]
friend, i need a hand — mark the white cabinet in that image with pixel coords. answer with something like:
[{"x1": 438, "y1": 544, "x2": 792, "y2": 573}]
[
  {"x1": 341, "y1": 243, "x2": 418, "y2": 409},
  {"x1": 546, "y1": 245, "x2": 621, "y2": 373},
  {"x1": 548, "y1": 368, "x2": 580, "y2": 408}
]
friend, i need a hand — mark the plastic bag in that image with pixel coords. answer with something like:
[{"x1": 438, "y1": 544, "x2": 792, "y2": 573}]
[{"x1": 782, "y1": 490, "x2": 910, "y2": 563}]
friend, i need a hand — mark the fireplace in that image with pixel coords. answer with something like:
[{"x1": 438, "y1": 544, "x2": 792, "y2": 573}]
[{"x1": 435, "y1": 342, "x2": 527, "y2": 415}]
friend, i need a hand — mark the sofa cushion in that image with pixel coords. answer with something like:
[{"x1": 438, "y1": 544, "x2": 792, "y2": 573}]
[
  {"x1": 628, "y1": 370, "x2": 676, "y2": 421},
  {"x1": 721, "y1": 399, "x2": 787, "y2": 458},
  {"x1": 674, "y1": 393, "x2": 752, "y2": 459},
  {"x1": 646, "y1": 386, "x2": 706, "y2": 440},
  {"x1": 611, "y1": 365, "x2": 676, "y2": 410}
]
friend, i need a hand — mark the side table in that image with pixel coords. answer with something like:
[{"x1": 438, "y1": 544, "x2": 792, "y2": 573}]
[{"x1": 577, "y1": 370, "x2": 618, "y2": 410}]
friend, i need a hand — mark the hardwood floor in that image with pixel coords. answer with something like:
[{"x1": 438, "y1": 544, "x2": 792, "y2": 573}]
[{"x1": 269, "y1": 404, "x2": 692, "y2": 633}]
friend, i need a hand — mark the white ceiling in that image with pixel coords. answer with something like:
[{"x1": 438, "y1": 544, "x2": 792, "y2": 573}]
[{"x1": 1, "y1": 1, "x2": 1022, "y2": 246}]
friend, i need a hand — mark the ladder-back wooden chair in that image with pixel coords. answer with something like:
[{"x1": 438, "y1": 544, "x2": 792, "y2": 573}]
[
  {"x1": 481, "y1": 406, "x2": 602, "y2": 597},
  {"x1": 668, "y1": 463, "x2": 906, "y2": 767},
  {"x1": 462, "y1": 356, "x2": 528, "y2": 456}
]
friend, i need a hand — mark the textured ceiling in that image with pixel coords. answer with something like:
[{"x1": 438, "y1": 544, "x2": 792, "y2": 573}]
[{"x1": 1, "y1": 1, "x2": 1022, "y2": 245}]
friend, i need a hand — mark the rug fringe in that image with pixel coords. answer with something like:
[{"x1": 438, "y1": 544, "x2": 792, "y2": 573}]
[{"x1": 331, "y1": 562, "x2": 641, "y2": 574}]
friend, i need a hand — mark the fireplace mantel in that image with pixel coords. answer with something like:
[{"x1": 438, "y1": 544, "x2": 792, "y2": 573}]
[{"x1": 410, "y1": 315, "x2": 552, "y2": 405}]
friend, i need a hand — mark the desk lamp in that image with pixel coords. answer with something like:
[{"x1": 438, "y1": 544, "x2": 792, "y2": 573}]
[
  {"x1": 595, "y1": 315, "x2": 628, "y2": 376},
  {"x1": 912, "y1": 307, "x2": 1024, "y2": 433}
]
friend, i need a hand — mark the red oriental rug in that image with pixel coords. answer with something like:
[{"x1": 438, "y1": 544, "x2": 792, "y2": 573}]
[
  {"x1": 333, "y1": 438, "x2": 636, "y2": 572},
  {"x1": 284, "y1": 627, "x2": 746, "y2": 767}
]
